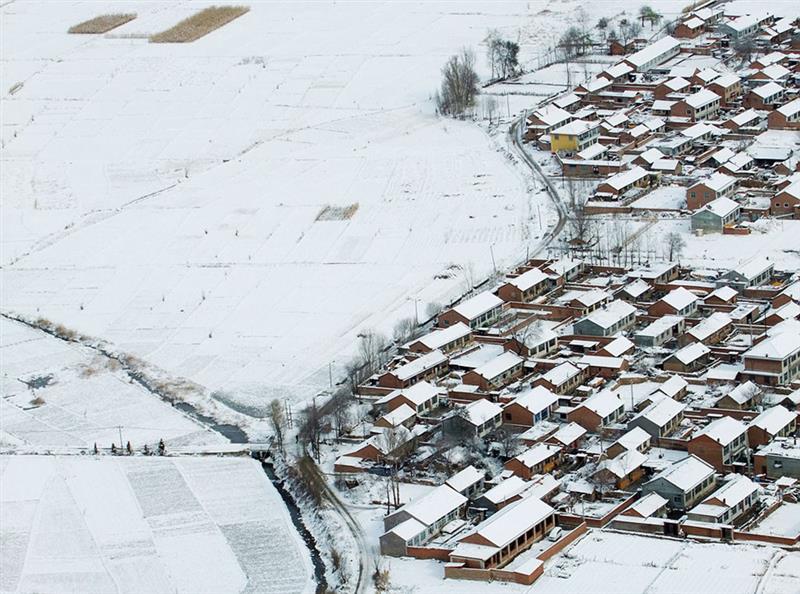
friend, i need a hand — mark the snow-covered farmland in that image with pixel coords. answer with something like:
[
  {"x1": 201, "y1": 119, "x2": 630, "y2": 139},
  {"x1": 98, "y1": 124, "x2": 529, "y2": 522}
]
[
  {"x1": 0, "y1": 317, "x2": 224, "y2": 450},
  {"x1": 0, "y1": 455, "x2": 315, "y2": 594}
]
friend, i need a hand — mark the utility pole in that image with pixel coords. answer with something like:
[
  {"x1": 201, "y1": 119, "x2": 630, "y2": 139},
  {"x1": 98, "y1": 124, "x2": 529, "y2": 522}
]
[
  {"x1": 117, "y1": 425, "x2": 124, "y2": 450},
  {"x1": 329, "y1": 361, "x2": 334, "y2": 390},
  {"x1": 490, "y1": 244, "x2": 497, "y2": 275}
]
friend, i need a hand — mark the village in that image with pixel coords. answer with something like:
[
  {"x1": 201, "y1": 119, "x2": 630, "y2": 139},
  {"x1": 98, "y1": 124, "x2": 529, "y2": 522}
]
[{"x1": 323, "y1": 5, "x2": 800, "y2": 588}]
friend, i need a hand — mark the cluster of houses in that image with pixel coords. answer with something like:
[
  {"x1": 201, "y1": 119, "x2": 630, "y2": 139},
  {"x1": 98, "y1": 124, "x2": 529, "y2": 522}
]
[
  {"x1": 333, "y1": 248, "x2": 800, "y2": 583},
  {"x1": 525, "y1": 10, "x2": 800, "y2": 226}
]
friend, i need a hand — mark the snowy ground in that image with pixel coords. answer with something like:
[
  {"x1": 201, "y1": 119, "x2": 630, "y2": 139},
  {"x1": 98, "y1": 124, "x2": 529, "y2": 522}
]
[
  {"x1": 0, "y1": 317, "x2": 225, "y2": 450},
  {"x1": 386, "y1": 530, "x2": 800, "y2": 594},
  {"x1": 0, "y1": 455, "x2": 315, "y2": 594}
]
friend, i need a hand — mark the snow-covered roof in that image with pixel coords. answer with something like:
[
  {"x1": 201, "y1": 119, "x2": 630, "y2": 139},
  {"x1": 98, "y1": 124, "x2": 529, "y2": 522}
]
[
  {"x1": 703, "y1": 474, "x2": 759, "y2": 508},
  {"x1": 710, "y1": 73, "x2": 739, "y2": 88},
  {"x1": 602, "y1": 336, "x2": 635, "y2": 357},
  {"x1": 691, "y1": 172, "x2": 735, "y2": 193},
  {"x1": 731, "y1": 257, "x2": 773, "y2": 281},
  {"x1": 467, "y1": 494, "x2": 554, "y2": 548},
  {"x1": 682, "y1": 122, "x2": 722, "y2": 140},
  {"x1": 578, "y1": 355, "x2": 625, "y2": 369},
  {"x1": 758, "y1": 63, "x2": 791, "y2": 80},
  {"x1": 549, "y1": 421, "x2": 586, "y2": 445},
  {"x1": 473, "y1": 351, "x2": 522, "y2": 380},
  {"x1": 379, "y1": 403, "x2": 416, "y2": 427},
  {"x1": 576, "y1": 143, "x2": 609, "y2": 160},
  {"x1": 625, "y1": 36, "x2": 681, "y2": 69},
  {"x1": 721, "y1": 380, "x2": 761, "y2": 405},
  {"x1": 613, "y1": 426, "x2": 651, "y2": 451},
  {"x1": 654, "y1": 375, "x2": 688, "y2": 398},
  {"x1": 652, "y1": 99, "x2": 676, "y2": 112},
  {"x1": 390, "y1": 350, "x2": 447, "y2": 382},
  {"x1": 749, "y1": 405, "x2": 796, "y2": 435},
  {"x1": 725, "y1": 14, "x2": 760, "y2": 33},
  {"x1": 450, "y1": 541, "x2": 499, "y2": 561},
  {"x1": 581, "y1": 300, "x2": 637, "y2": 329},
  {"x1": 462, "y1": 399, "x2": 503, "y2": 426},
  {"x1": 553, "y1": 93, "x2": 580, "y2": 109},
  {"x1": 452, "y1": 291, "x2": 503, "y2": 321},
  {"x1": 573, "y1": 289, "x2": 611, "y2": 307},
  {"x1": 751, "y1": 81, "x2": 784, "y2": 99},
  {"x1": 531, "y1": 104, "x2": 572, "y2": 126},
  {"x1": 683, "y1": 88, "x2": 720, "y2": 109},
  {"x1": 745, "y1": 332, "x2": 800, "y2": 360},
  {"x1": 636, "y1": 315, "x2": 684, "y2": 338},
  {"x1": 701, "y1": 196, "x2": 739, "y2": 218},
  {"x1": 688, "y1": 312, "x2": 732, "y2": 341},
  {"x1": 661, "y1": 287, "x2": 699, "y2": 311},
  {"x1": 601, "y1": 166, "x2": 649, "y2": 191},
  {"x1": 777, "y1": 99, "x2": 800, "y2": 119},
  {"x1": 712, "y1": 147, "x2": 735, "y2": 164},
  {"x1": 541, "y1": 361, "x2": 582, "y2": 385},
  {"x1": 409, "y1": 323, "x2": 471, "y2": 351},
  {"x1": 377, "y1": 381, "x2": 442, "y2": 407},
  {"x1": 479, "y1": 475, "x2": 529, "y2": 504},
  {"x1": 386, "y1": 517, "x2": 427, "y2": 541},
  {"x1": 707, "y1": 286, "x2": 737, "y2": 302},
  {"x1": 670, "y1": 342, "x2": 710, "y2": 365},
  {"x1": 578, "y1": 390, "x2": 624, "y2": 418},
  {"x1": 696, "y1": 416, "x2": 746, "y2": 446},
  {"x1": 514, "y1": 443, "x2": 562, "y2": 469},
  {"x1": 638, "y1": 148, "x2": 666, "y2": 165},
  {"x1": 552, "y1": 119, "x2": 598, "y2": 136},
  {"x1": 650, "y1": 454, "x2": 714, "y2": 491},
  {"x1": 626, "y1": 492, "x2": 668, "y2": 517},
  {"x1": 603, "y1": 62, "x2": 634, "y2": 79},
  {"x1": 446, "y1": 465, "x2": 485, "y2": 493},
  {"x1": 663, "y1": 76, "x2": 690, "y2": 91},
  {"x1": 754, "y1": 51, "x2": 785, "y2": 67},
  {"x1": 635, "y1": 396, "x2": 685, "y2": 427},
  {"x1": 507, "y1": 267, "x2": 550, "y2": 291},
  {"x1": 599, "y1": 449, "x2": 647, "y2": 479},
  {"x1": 399, "y1": 484, "x2": 467, "y2": 527},
  {"x1": 728, "y1": 109, "x2": 763, "y2": 126},
  {"x1": 506, "y1": 385, "x2": 559, "y2": 415}
]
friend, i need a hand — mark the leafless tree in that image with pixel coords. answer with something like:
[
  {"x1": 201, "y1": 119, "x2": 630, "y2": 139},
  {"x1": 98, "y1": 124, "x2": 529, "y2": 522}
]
[
  {"x1": 435, "y1": 49, "x2": 480, "y2": 117},
  {"x1": 733, "y1": 36, "x2": 756, "y2": 65},
  {"x1": 269, "y1": 398, "x2": 287, "y2": 453},
  {"x1": 496, "y1": 428, "x2": 520, "y2": 458},
  {"x1": 299, "y1": 402, "x2": 324, "y2": 462},
  {"x1": 425, "y1": 301, "x2": 443, "y2": 319},
  {"x1": 392, "y1": 317, "x2": 418, "y2": 344},
  {"x1": 664, "y1": 231, "x2": 686, "y2": 261},
  {"x1": 358, "y1": 329, "x2": 388, "y2": 375},
  {"x1": 329, "y1": 388, "x2": 353, "y2": 442}
]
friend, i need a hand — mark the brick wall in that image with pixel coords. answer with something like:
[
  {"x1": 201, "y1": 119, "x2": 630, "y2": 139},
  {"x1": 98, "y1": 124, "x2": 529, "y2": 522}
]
[{"x1": 406, "y1": 546, "x2": 452, "y2": 561}]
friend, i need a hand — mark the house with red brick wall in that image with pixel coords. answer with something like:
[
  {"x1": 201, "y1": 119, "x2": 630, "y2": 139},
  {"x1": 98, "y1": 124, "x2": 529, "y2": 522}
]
[
  {"x1": 567, "y1": 390, "x2": 625, "y2": 431},
  {"x1": 648, "y1": 287, "x2": 699, "y2": 317},
  {"x1": 674, "y1": 16, "x2": 704, "y2": 39},
  {"x1": 768, "y1": 98, "x2": 800, "y2": 130},
  {"x1": 502, "y1": 385, "x2": 559, "y2": 427},
  {"x1": 743, "y1": 82, "x2": 787, "y2": 110},
  {"x1": 505, "y1": 443, "x2": 563, "y2": 479},
  {"x1": 438, "y1": 291, "x2": 504, "y2": 329},
  {"x1": 686, "y1": 172, "x2": 737, "y2": 210},
  {"x1": 707, "y1": 74, "x2": 741, "y2": 107},
  {"x1": 687, "y1": 416, "x2": 748, "y2": 472},
  {"x1": 747, "y1": 405, "x2": 797, "y2": 448},
  {"x1": 771, "y1": 180, "x2": 800, "y2": 218},
  {"x1": 670, "y1": 89, "x2": 721, "y2": 121}
]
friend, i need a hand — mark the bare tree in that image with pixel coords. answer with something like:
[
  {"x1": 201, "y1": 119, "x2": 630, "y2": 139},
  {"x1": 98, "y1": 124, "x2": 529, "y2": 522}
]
[
  {"x1": 392, "y1": 317, "x2": 418, "y2": 344},
  {"x1": 485, "y1": 29, "x2": 521, "y2": 80},
  {"x1": 664, "y1": 231, "x2": 686, "y2": 261},
  {"x1": 299, "y1": 402, "x2": 324, "y2": 462},
  {"x1": 733, "y1": 36, "x2": 756, "y2": 65},
  {"x1": 329, "y1": 388, "x2": 354, "y2": 442},
  {"x1": 425, "y1": 301, "x2": 443, "y2": 319},
  {"x1": 435, "y1": 49, "x2": 480, "y2": 117},
  {"x1": 496, "y1": 428, "x2": 520, "y2": 458},
  {"x1": 358, "y1": 330, "x2": 388, "y2": 374},
  {"x1": 269, "y1": 399, "x2": 287, "y2": 453}
]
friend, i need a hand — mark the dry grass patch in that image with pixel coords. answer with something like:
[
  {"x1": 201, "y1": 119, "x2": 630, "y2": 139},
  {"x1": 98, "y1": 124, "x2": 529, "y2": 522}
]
[
  {"x1": 68, "y1": 13, "x2": 137, "y2": 34},
  {"x1": 150, "y1": 5, "x2": 249, "y2": 43},
  {"x1": 316, "y1": 203, "x2": 360, "y2": 221}
]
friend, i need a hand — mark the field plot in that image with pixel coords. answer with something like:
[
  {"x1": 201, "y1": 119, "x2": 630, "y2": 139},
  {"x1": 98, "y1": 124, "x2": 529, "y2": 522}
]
[
  {"x1": 150, "y1": 6, "x2": 250, "y2": 43},
  {"x1": 0, "y1": 455, "x2": 315, "y2": 594},
  {"x1": 0, "y1": 317, "x2": 224, "y2": 449},
  {"x1": 68, "y1": 13, "x2": 136, "y2": 34}
]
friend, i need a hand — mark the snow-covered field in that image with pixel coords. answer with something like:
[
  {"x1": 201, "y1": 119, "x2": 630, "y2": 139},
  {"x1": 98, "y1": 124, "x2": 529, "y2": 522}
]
[
  {"x1": 0, "y1": 455, "x2": 315, "y2": 594},
  {"x1": 0, "y1": 317, "x2": 225, "y2": 450},
  {"x1": 386, "y1": 530, "x2": 800, "y2": 594}
]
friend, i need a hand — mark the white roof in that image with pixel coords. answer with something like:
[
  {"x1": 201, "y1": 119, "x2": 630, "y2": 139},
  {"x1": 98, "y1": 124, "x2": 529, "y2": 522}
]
[
  {"x1": 390, "y1": 350, "x2": 447, "y2": 382},
  {"x1": 638, "y1": 148, "x2": 665, "y2": 165},
  {"x1": 777, "y1": 98, "x2": 800, "y2": 119},
  {"x1": 614, "y1": 426, "x2": 651, "y2": 451},
  {"x1": 661, "y1": 287, "x2": 699, "y2": 311},
  {"x1": 603, "y1": 336, "x2": 635, "y2": 357},
  {"x1": 755, "y1": 51, "x2": 785, "y2": 67},
  {"x1": 411, "y1": 323, "x2": 471, "y2": 351},
  {"x1": 507, "y1": 267, "x2": 550, "y2": 291},
  {"x1": 651, "y1": 454, "x2": 714, "y2": 491},
  {"x1": 626, "y1": 493, "x2": 668, "y2": 517},
  {"x1": 703, "y1": 474, "x2": 759, "y2": 508},
  {"x1": 550, "y1": 422, "x2": 587, "y2": 445},
  {"x1": 721, "y1": 380, "x2": 761, "y2": 405},
  {"x1": 578, "y1": 355, "x2": 625, "y2": 368},
  {"x1": 636, "y1": 396, "x2": 685, "y2": 427},
  {"x1": 577, "y1": 143, "x2": 609, "y2": 160},
  {"x1": 682, "y1": 122, "x2": 721, "y2": 140},
  {"x1": 626, "y1": 36, "x2": 681, "y2": 69},
  {"x1": 692, "y1": 172, "x2": 736, "y2": 193},
  {"x1": 652, "y1": 99, "x2": 676, "y2": 112},
  {"x1": 582, "y1": 299, "x2": 637, "y2": 330},
  {"x1": 671, "y1": 342, "x2": 710, "y2": 365},
  {"x1": 479, "y1": 475, "x2": 529, "y2": 504},
  {"x1": 552, "y1": 119, "x2": 598, "y2": 136},
  {"x1": 450, "y1": 541, "x2": 499, "y2": 561},
  {"x1": 506, "y1": 385, "x2": 559, "y2": 415},
  {"x1": 707, "y1": 285, "x2": 737, "y2": 302},
  {"x1": 554, "y1": 93, "x2": 580, "y2": 109},
  {"x1": 599, "y1": 449, "x2": 648, "y2": 479},
  {"x1": 573, "y1": 288, "x2": 611, "y2": 307},
  {"x1": 386, "y1": 517, "x2": 427, "y2": 541},
  {"x1": 532, "y1": 104, "x2": 572, "y2": 126},
  {"x1": 712, "y1": 147, "x2": 735, "y2": 164},
  {"x1": 604, "y1": 62, "x2": 634, "y2": 78},
  {"x1": 751, "y1": 81, "x2": 784, "y2": 99},
  {"x1": 758, "y1": 64, "x2": 791, "y2": 80},
  {"x1": 601, "y1": 166, "x2": 649, "y2": 191},
  {"x1": 541, "y1": 361, "x2": 582, "y2": 385},
  {"x1": 399, "y1": 484, "x2": 467, "y2": 527},
  {"x1": 377, "y1": 381, "x2": 442, "y2": 407},
  {"x1": 745, "y1": 332, "x2": 800, "y2": 360},
  {"x1": 749, "y1": 405, "x2": 796, "y2": 435},
  {"x1": 684, "y1": 88, "x2": 720, "y2": 109},
  {"x1": 710, "y1": 73, "x2": 739, "y2": 88},
  {"x1": 696, "y1": 416, "x2": 746, "y2": 446},
  {"x1": 446, "y1": 465, "x2": 485, "y2": 492},
  {"x1": 579, "y1": 390, "x2": 624, "y2": 418},
  {"x1": 473, "y1": 351, "x2": 522, "y2": 380},
  {"x1": 379, "y1": 403, "x2": 416, "y2": 427},
  {"x1": 462, "y1": 399, "x2": 503, "y2": 426},
  {"x1": 733, "y1": 257, "x2": 773, "y2": 281},
  {"x1": 702, "y1": 197, "x2": 739, "y2": 218},
  {"x1": 468, "y1": 494, "x2": 554, "y2": 548},
  {"x1": 725, "y1": 14, "x2": 760, "y2": 33},
  {"x1": 514, "y1": 443, "x2": 562, "y2": 469},
  {"x1": 729, "y1": 109, "x2": 763, "y2": 127},
  {"x1": 663, "y1": 76, "x2": 690, "y2": 91},
  {"x1": 654, "y1": 375, "x2": 688, "y2": 398},
  {"x1": 452, "y1": 291, "x2": 503, "y2": 321},
  {"x1": 688, "y1": 312, "x2": 732, "y2": 341}
]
